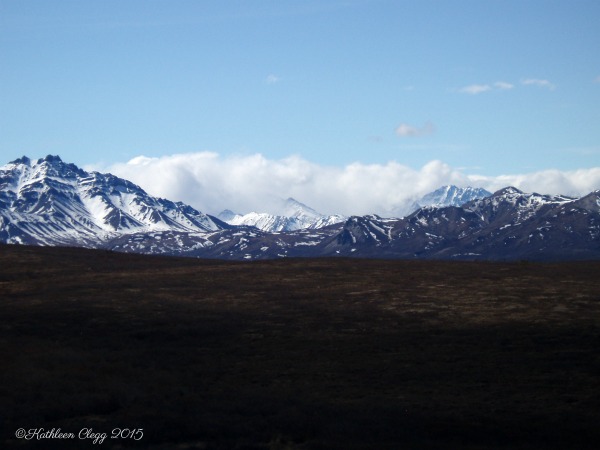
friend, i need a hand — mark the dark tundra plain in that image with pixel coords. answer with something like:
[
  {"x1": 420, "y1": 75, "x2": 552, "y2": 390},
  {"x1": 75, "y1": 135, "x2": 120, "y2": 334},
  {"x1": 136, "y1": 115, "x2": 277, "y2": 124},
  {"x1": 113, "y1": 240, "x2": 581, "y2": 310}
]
[{"x1": 1, "y1": 244, "x2": 599, "y2": 449}]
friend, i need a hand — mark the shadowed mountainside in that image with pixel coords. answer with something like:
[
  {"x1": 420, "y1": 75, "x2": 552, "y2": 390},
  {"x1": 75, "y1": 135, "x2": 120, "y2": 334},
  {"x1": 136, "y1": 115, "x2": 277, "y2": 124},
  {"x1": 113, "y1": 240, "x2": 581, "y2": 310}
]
[{"x1": 1, "y1": 244, "x2": 600, "y2": 449}]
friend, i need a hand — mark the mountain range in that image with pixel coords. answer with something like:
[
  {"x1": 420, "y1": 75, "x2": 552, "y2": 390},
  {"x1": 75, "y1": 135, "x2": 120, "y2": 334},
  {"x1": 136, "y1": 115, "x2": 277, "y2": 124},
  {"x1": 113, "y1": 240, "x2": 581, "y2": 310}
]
[
  {"x1": 1, "y1": 155, "x2": 599, "y2": 261},
  {"x1": 217, "y1": 186, "x2": 491, "y2": 233}
]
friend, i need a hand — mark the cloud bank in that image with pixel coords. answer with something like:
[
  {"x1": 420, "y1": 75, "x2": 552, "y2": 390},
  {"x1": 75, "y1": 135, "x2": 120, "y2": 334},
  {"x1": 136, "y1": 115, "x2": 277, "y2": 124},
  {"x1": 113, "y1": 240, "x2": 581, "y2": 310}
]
[{"x1": 96, "y1": 153, "x2": 600, "y2": 217}]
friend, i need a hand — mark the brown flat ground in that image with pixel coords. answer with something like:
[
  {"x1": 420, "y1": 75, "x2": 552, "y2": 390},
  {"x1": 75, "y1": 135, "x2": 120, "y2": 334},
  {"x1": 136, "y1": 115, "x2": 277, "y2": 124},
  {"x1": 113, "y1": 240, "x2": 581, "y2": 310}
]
[{"x1": 1, "y1": 244, "x2": 599, "y2": 449}]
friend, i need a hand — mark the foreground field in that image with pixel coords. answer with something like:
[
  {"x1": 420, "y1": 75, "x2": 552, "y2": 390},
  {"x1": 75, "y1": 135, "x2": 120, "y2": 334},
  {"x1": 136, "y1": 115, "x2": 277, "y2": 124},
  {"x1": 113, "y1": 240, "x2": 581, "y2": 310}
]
[{"x1": 1, "y1": 244, "x2": 599, "y2": 449}]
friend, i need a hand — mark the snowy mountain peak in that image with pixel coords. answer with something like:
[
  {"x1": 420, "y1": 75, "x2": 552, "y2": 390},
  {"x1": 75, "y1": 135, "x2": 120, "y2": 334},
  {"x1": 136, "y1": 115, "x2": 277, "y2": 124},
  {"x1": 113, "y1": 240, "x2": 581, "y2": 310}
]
[
  {"x1": 218, "y1": 197, "x2": 345, "y2": 232},
  {"x1": 9, "y1": 154, "x2": 62, "y2": 166},
  {"x1": 488, "y1": 187, "x2": 575, "y2": 204},
  {"x1": 41, "y1": 154, "x2": 63, "y2": 164},
  {"x1": 281, "y1": 197, "x2": 321, "y2": 220},
  {"x1": 462, "y1": 186, "x2": 579, "y2": 227},
  {"x1": 6, "y1": 154, "x2": 86, "y2": 186},
  {"x1": 569, "y1": 190, "x2": 600, "y2": 212},
  {"x1": 416, "y1": 185, "x2": 491, "y2": 210},
  {"x1": 217, "y1": 209, "x2": 240, "y2": 222},
  {"x1": 9, "y1": 156, "x2": 32, "y2": 165},
  {"x1": 0, "y1": 156, "x2": 224, "y2": 246}
]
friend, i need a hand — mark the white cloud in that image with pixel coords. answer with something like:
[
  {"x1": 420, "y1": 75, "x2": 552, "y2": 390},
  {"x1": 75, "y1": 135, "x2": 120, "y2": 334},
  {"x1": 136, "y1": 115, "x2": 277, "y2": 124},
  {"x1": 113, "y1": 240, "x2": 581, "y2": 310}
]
[
  {"x1": 459, "y1": 84, "x2": 491, "y2": 95},
  {"x1": 265, "y1": 74, "x2": 281, "y2": 84},
  {"x1": 521, "y1": 78, "x2": 556, "y2": 90},
  {"x1": 471, "y1": 168, "x2": 600, "y2": 198},
  {"x1": 459, "y1": 82, "x2": 514, "y2": 94},
  {"x1": 97, "y1": 152, "x2": 600, "y2": 218},
  {"x1": 494, "y1": 81, "x2": 514, "y2": 90},
  {"x1": 395, "y1": 122, "x2": 435, "y2": 137}
]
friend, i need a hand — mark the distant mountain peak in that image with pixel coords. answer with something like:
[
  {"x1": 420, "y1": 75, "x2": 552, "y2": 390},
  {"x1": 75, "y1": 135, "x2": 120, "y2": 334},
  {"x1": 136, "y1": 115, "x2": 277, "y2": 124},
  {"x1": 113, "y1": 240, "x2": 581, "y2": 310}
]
[
  {"x1": 218, "y1": 197, "x2": 345, "y2": 232},
  {"x1": 9, "y1": 156, "x2": 31, "y2": 165},
  {"x1": 218, "y1": 209, "x2": 239, "y2": 222},
  {"x1": 9, "y1": 155, "x2": 63, "y2": 166},
  {"x1": 40, "y1": 154, "x2": 63, "y2": 164},
  {"x1": 281, "y1": 197, "x2": 321, "y2": 219},
  {"x1": 494, "y1": 186, "x2": 523, "y2": 196},
  {"x1": 417, "y1": 185, "x2": 491, "y2": 209}
]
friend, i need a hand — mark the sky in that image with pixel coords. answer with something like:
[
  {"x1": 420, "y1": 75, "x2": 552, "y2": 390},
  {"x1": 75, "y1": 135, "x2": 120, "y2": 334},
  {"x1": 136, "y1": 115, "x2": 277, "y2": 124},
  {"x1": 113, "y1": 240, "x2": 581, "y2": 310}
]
[{"x1": 1, "y1": 0, "x2": 600, "y2": 215}]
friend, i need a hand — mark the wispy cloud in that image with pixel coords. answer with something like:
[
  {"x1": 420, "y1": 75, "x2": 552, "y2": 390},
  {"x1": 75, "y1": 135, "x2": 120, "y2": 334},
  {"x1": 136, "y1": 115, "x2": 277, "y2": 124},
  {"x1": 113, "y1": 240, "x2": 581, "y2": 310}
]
[
  {"x1": 594, "y1": 76, "x2": 600, "y2": 84},
  {"x1": 395, "y1": 122, "x2": 435, "y2": 137},
  {"x1": 98, "y1": 152, "x2": 600, "y2": 217},
  {"x1": 265, "y1": 74, "x2": 281, "y2": 84},
  {"x1": 458, "y1": 78, "x2": 559, "y2": 94},
  {"x1": 494, "y1": 81, "x2": 514, "y2": 90},
  {"x1": 459, "y1": 84, "x2": 491, "y2": 95},
  {"x1": 521, "y1": 78, "x2": 556, "y2": 90},
  {"x1": 459, "y1": 81, "x2": 514, "y2": 94}
]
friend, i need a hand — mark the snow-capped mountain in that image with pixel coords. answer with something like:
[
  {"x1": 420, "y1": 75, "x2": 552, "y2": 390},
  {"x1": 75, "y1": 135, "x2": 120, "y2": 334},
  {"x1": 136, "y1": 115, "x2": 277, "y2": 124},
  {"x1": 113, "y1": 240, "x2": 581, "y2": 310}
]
[
  {"x1": 416, "y1": 185, "x2": 491, "y2": 208},
  {"x1": 218, "y1": 198, "x2": 345, "y2": 232},
  {"x1": 463, "y1": 187, "x2": 575, "y2": 225},
  {"x1": 1, "y1": 156, "x2": 598, "y2": 261},
  {"x1": 116, "y1": 187, "x2": 599, "y2": 261},
  {"x1": 319, "y1": 187, "x2": 598, "y2": 260},
  {"x1": 0, "y1": 155, "x2": 225, "y2": 246}
]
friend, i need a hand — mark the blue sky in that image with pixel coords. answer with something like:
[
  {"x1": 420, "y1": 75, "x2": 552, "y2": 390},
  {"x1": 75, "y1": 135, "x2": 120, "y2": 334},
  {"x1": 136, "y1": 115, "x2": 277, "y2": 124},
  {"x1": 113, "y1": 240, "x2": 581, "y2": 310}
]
[{"x1": 1, "y1": 0, "x2": 600, "y2": 214}]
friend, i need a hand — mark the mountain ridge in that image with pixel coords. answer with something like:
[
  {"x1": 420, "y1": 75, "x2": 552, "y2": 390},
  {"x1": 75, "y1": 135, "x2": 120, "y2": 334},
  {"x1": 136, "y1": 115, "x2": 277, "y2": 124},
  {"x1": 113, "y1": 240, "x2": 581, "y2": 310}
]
[{"x1": 1, "y1": 155, "x2": 599, "y2": 261}]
